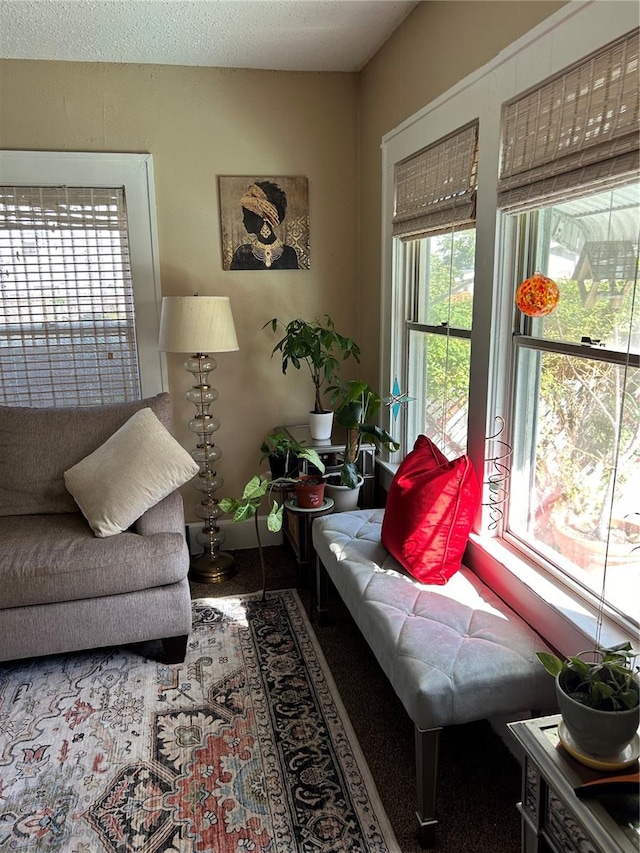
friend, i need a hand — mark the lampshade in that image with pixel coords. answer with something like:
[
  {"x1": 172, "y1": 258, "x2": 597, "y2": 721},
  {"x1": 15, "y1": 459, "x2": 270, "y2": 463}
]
[{"x1": 159, "y1": 296, "x2": 239, "y2": 354}]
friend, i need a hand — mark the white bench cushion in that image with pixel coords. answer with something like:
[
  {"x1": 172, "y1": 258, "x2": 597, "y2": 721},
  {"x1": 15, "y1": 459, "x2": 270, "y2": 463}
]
[{"x1": 313, "y1": 508, "x2": 556, "y2": 730}]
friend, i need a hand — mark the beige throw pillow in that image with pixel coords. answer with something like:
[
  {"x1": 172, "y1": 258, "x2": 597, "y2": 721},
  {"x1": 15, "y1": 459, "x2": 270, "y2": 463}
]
[{"x1": 64, "y1": 407, "x2": 199, "y2": 537}]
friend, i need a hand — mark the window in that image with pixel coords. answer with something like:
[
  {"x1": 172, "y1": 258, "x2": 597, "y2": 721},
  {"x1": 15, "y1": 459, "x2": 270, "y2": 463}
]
[
  {"x1": 0, "y1": 152, "x2": 165, "y2": 406},
  {"x1": 401, "y1": 230, "x2": 474, "y2": 456},
  {"x1": 381, "y1": 3, "x2": 640, "y2": 648},
  {"x1": 505, "y1": 184, "x2": 639, "y2": 623},
  {"x1": 498, "y1": 29, "x2": 640, "y2": 627},
  {"x1": 391, "y1": 123, "x2": 478, "y2": 458},
  {"x1": 0, "y1": 185, "x2": 141, "y2": 406}
]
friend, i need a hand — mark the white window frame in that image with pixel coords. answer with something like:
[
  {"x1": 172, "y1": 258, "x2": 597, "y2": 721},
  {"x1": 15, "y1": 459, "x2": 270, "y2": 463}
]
[
  {"x1": 380, "y1": 1, "x2": 639, "y2": 655},
  {"x1": 0, "y1": 151, "x2": 166, "y2": 398}
]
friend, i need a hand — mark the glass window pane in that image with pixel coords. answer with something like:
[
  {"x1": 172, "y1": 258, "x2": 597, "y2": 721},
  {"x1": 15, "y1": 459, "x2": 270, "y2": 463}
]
[
  {"x1": 510, "y1": 347, "x2": 640, "y2": 621},
  {"x1": 407, "y1": 329, "x2": 470, "y2": 457},
  {"x1": 529, "y1": 184, "x2": 639, "y2": 355},
  {"x1": 416, "y1": 229, "x2": 475, "y2": 330}
]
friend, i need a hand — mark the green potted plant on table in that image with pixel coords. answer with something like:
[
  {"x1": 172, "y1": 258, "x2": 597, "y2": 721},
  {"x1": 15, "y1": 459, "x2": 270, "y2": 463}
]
[
  {"x1": 537, "y1": 643, "x2": 640, "y2": 763},
  {"x1": 324, "y1": 379, "x2": 400, "y2": 512},
  {"x1": 264, "y1": 315, "x2": 361, "y2": 440},
  {"x1": 260, "y1": 430, "x2": 323, "y2": 480},
  {"x1": 220, "y1": 448, "x2": 327, "y2": 599}
]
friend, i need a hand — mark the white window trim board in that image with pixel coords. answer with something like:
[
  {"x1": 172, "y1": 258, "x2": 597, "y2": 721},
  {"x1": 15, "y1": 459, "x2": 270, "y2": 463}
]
[{"x1": 0, "y1": 150, "x2": 167, "y2": 398}]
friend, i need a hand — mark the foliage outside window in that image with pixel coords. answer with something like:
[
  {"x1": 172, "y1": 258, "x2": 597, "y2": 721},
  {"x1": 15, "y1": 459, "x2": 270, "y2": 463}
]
[
  {"x1": 383, "y1": 7, "x2": 639, "y2": 646},
  {"x1": 506, "y1": 183, "x2": 639, "y2": 625},
  {"x1": 403, "y1": 229, "x2": 474, "y2": 457}
]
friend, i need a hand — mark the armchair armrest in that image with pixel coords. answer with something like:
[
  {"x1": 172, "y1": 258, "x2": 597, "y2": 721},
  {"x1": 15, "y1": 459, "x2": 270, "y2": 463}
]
[{"x1": 135, "y1": 490, "x2": 186, "y2": 537}]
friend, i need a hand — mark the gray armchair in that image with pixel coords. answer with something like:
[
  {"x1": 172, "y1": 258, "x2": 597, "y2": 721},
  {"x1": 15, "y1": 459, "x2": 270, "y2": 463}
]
[{"x1": 0, "y1": 393, "x2": 192, "y2": 663}]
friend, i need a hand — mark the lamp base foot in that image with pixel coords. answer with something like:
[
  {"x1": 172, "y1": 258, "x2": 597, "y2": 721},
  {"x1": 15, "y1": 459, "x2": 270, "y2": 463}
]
[{"x1": 190, "y1": 551, "x2": 236, "y2": 584}]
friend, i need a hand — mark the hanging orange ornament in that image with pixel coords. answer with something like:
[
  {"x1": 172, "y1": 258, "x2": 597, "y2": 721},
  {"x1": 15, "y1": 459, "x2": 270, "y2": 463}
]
[{"x1": 515, "y1": 273, "x2": 560, "y2": 317}]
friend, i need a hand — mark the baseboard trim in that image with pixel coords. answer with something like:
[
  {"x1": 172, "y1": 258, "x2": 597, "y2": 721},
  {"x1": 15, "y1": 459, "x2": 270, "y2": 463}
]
[{"x1": 186, "y1": 519, "x2": 283, "y2": 556}]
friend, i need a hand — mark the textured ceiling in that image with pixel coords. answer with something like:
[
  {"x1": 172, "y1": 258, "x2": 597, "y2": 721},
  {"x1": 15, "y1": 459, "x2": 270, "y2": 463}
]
[{"x1": 0, "y1": 0, "x2": 419, "y2": 73}]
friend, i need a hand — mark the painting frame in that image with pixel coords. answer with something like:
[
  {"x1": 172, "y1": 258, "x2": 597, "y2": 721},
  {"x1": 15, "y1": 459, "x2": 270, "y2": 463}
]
[{"x1": 219, "y1": 175, "x2": 310, "y2": 271}]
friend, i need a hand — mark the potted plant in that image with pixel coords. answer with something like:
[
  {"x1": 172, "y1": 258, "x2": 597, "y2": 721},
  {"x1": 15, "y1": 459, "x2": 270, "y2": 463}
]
[
  {"x1": 220, "y1": 447, "x2": 328, "y2": 598},
  {"x1": 220, "y1": 475, "x2": 285, "y2": 602},
  {"x1": 262, "y1": 441, "x2": 327, "y2": 508},
  {"x1": 260, "y1": 430, "x2": 323, "y2": 480},
  {"x1": 264, "y1": 315, "x2": 361, "y2": 439},
  {"x1": 324, "y1": 379, "x2": 400, "y2": 511},
  {"x1": 536, "y1": 643, "x2": 640, "y2": 761}
]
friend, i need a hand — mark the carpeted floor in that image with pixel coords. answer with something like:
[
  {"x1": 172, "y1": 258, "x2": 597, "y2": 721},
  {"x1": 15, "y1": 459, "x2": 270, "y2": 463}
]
[{"x1": 190, "y1": 545, "x2": 522, "y2": 853}]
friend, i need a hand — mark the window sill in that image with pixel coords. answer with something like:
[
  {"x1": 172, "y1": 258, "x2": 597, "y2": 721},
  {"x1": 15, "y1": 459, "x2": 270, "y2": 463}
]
[
  {"x1": 466, "y1": 533, "x2": 637, "y2": 656},
  {"x1": 376, "y1": 459, "x2": 398, "y2": 492}
]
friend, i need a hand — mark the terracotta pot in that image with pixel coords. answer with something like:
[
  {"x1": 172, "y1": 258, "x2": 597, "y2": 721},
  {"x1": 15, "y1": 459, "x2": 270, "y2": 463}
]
[
  {"x1": 552, "y1": 516, "x2": 639, "y2": 574},
  {"x1": 294, "y1": 475, "x2": 327, "y2": 509}
]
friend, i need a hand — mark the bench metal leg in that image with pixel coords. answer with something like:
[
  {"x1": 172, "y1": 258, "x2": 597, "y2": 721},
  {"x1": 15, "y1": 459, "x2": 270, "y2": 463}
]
[
  {"x1": 315, "y1": 554, "x2": 330, "y2": 626},
  {"x1": 415, "y1": 725, "x2": 441, "y2": 849}
]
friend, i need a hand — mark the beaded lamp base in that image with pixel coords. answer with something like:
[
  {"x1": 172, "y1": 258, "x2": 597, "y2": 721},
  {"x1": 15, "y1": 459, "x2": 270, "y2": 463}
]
[{"x1": 185, "y1": 353, "x2": 235, "y2": 583}]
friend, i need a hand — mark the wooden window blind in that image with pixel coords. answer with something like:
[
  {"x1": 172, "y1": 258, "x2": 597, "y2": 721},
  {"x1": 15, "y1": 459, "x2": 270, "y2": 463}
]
[
  {"x1": 0, "y1": 185, "x2": 141, "y2": 407},
  {"x1": 392, "y1": 122, "x2": 478, "y2": 240},
  {"x1": 498, "y1": 28, "x2": 640, "y2": 212}
]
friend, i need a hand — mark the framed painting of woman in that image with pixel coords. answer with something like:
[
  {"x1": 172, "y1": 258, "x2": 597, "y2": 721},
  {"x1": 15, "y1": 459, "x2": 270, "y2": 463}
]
[{"x1": 219, "y1": 176, "x2": 310, "y2": 271}]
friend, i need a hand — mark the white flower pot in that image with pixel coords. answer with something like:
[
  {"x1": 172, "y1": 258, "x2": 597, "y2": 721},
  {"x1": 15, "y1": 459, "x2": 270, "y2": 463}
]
[
  {"x1": 309, "y1": 410, "x2": 333, "y2": 440},
  {"x1": 324, "y1": 475, "x2": 364, "y2": 512}
]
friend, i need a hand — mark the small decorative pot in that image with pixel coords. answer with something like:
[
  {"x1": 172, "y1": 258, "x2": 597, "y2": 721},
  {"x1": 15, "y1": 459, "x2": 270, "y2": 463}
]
[
  {"x1": 323, "y1": 475, "x2": 364, "y2": 513},
  {"x1": 308, "y1": 410, "x2": 333, "y2": 441},
  {"x1": 294, "y1": 475, "x2": 327, "y2": 509},
  {"x1": 556, "y1": 675, "x2": 640, "y2": 758}
]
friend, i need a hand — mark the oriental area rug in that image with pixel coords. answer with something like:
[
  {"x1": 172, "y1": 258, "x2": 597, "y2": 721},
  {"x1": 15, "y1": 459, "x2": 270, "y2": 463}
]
[{"x1": 0, "y1": 591, "x2": 399, "y2": 853}]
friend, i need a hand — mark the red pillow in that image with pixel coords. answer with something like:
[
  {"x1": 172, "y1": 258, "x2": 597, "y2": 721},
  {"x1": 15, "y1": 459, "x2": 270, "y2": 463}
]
[{"x1": 381, "y1": 435, "x2": 481, "y2": 584}]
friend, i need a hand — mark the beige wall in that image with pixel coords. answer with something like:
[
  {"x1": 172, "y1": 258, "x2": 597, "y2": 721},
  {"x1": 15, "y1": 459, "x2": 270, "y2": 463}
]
[
  {"x1": 0, "y1": 60, "x2": 359, "y2": 517},
  {"x1": 357, "y1": 0, "x2": 566, "y2": 381},
  {"x1": 0, "y1": 1, "x2": 567, "y2": 520}
]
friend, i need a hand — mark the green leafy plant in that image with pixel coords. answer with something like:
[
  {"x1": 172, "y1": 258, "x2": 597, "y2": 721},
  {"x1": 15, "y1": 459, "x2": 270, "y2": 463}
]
[
  {"x1": 536, "y1": 643, "x2": 639, "y2": 712},
  {"x1": 327, "y1": 379, "x2": 400, "y2": 489},
  {"x1": 220, "y1": 476, "x2": 283, "y2": 602},
  {"x1": 259, "y1": 431, "x2": 324, "y2": 478},
  {"x1": 264, "y1": 316, "x2": 361, "y2": 413},
  {"x1": 220, "y1": 449, "x2": 326, "y2": 600}
]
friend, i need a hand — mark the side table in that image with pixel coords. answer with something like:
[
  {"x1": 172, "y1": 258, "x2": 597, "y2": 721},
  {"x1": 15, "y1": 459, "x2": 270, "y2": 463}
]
[
  {"x1": 283, "y1": 497, "x2": 334, "y2": 595},
  {"x1": 509, "y1": 714, "x2": 639, "y2": 853}
]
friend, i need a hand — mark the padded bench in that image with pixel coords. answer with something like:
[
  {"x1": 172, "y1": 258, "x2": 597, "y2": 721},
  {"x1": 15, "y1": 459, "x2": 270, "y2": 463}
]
[{"x1": 312, "y1": 508, "x2": 557, "y2": 848}]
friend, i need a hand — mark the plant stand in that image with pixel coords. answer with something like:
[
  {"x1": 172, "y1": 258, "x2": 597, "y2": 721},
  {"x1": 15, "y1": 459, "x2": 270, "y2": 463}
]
[
  {"x1": 283, "y1": 497, "x2": 334, "y2": 585},
  {"x1": 274, "y1": 424, "x2": 376, "y2": 507}
]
